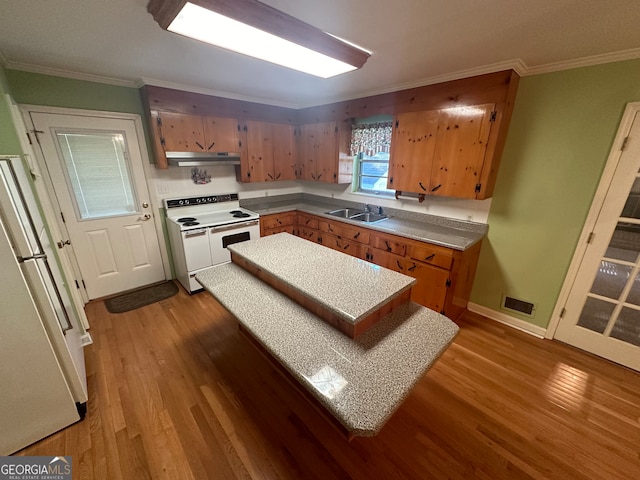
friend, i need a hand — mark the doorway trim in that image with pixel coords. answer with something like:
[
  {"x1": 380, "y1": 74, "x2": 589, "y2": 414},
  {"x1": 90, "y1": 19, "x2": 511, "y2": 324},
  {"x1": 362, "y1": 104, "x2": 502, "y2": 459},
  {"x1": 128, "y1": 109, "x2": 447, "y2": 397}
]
[
  {"x1": 547, "y1": 101, "x2": 640, "y2": 339},
  {"x1": 18, "y1": 104, "x2": 171, "y2": 302}
]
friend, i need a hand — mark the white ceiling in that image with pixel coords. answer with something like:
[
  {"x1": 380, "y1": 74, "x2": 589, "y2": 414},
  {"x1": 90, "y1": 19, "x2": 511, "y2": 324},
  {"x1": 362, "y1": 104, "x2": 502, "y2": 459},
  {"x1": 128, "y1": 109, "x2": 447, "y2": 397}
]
[{"x1": 2, "y1": 0, "x2": 640, "y2": 108}]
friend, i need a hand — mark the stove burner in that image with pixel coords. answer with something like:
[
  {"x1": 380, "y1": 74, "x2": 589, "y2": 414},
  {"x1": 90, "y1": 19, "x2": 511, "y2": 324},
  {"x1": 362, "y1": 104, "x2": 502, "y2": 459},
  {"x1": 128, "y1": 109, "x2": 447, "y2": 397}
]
[
  {"x1": 177, "y1": 217, "x2": 197, "y2": 223},
  {"x1": 183, "y1": 221, "x2": 200, "y2": 226},
  {"x1": 232, "y1": 212, "x2": 251, "y2": 218},
  {"x1": 229, "y1": 210, "x2": 243, "y2": 214}
]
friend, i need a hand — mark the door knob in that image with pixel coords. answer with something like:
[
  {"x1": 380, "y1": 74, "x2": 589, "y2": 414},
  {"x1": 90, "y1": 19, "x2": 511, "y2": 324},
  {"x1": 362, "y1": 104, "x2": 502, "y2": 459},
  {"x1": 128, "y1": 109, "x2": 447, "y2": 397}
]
[
  {"x1": 142, "y1": 202, "x2": 149, "y2": 208},
  {"x1": 142, "y1": 214, "x2": 152, "y2": 220}
]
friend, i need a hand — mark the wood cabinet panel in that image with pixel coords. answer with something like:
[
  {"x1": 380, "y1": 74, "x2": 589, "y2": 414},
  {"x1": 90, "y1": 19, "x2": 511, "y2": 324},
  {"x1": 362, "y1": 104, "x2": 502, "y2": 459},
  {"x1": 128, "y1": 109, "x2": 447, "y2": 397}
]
[
  {"x1": 388, "y1": 110, "x2": 439, "y2": 192},
  {"x1": 407, "y1": 242, "x2": 453, "y2": 270},
  {"x1": 240, "y1": 121, "x2": 296, "y2": 183},
  {"x1": 320, "y1": 232, "x2": 365, "y2": 257},
  {"x1": 405, "y1": 261, "x2": 450, "y2": 313},
  {"x1": 297, "y1": 226, "x2": 319, "y2": 242},
  {"x1": 271, "y1": 123, "x2": 297, "y2": 181},
  {"x1": 297, "y1": 213, "x2": 319, "y2": 230},
  {"x1": 430, "y1": 104, "x2": 494, "y2": 198},
  {"x1": 260, "y1": 212, "x2": 297, "y2": 236},
  {"x1": 202, "y1": 116, "x2": 240, "y2": 152},
  {"x1": 319, "y1": 220, "x2": 369, "y2": 244},
  {"x1": 158, "y1": 112, "x2": 206, "y2": 152},
  {"x1": 370, "y1": 233, "x2": 408, "y2": 257}
]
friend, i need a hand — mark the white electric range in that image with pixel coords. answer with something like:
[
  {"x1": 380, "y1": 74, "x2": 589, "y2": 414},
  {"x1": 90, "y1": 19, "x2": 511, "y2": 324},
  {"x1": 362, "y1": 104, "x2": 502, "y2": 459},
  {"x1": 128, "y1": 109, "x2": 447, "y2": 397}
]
[{"x1": 164, "y1": 193, "x2": 260, "y2": 293}]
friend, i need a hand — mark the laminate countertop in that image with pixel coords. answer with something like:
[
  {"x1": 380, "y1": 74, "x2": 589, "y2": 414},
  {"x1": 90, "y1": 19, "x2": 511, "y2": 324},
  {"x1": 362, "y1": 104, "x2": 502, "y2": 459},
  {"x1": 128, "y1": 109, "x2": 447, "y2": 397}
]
[
  {"x1": 228, "y1": 233, "x2": 415, "y2": 328},
  {"x1": 241, "y1": 197, "x2": 486, "y2": 251},
  {"x1": 195, "y1": 262, "x2": 459, "y2": 437}
]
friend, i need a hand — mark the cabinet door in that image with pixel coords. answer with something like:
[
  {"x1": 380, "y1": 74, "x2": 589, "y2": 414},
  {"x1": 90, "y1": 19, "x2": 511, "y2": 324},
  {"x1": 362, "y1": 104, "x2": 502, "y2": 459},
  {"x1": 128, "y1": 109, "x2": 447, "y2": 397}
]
[
  {"x1": 202, "y1": 116, "x2": 240, "y2": 152},
  {"x1": 430, "y1": 104, "x2": 494, "y2": 198},
  {"x1": 320, "y1": 232, "x2": 364, "y2": 257},
  {"x1": 299, "y1": 122, "x2": 338, "y2": 182},
  {"x1": 271, "y1": 123, "x2": 297, "y2": 181},
  {"x1": 404, "y1": 261, "x2": 450, "y2": 313},
  {"x1": 319, "y1": 220, "x2": 369, "y2": 244},
  {"x1": 243, "y1": 120, "x2": 274, "y2": 182},
  {"x1": 388, "y1": 110, "x2": 439, "y2": 192},
  {"x1": 298, "y1": 123, "x2": 319, "y2": 181},
  {"x1": 159, "y1": 112, "x2": 206, "y2": 152},
  {"x1": 315, "y1": 122, "x2": 338, "y2": 183}
]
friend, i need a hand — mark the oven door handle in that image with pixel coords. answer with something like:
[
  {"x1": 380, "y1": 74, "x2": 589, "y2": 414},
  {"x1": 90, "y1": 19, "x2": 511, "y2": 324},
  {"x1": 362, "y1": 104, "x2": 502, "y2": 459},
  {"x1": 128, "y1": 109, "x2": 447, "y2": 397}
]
[
  {"x1": 184, "y1": 229, "x2": 207, "y2": 238},
  {"x1": 211, "y1": 220, "x2": 259, "y2": 233}
]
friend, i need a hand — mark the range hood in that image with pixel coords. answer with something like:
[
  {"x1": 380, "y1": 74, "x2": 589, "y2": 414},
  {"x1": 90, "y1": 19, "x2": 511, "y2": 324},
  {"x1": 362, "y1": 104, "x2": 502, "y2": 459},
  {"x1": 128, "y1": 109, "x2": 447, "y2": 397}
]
[{"x1": 165, "y1": 151, "x2": 241, "y2": 167}]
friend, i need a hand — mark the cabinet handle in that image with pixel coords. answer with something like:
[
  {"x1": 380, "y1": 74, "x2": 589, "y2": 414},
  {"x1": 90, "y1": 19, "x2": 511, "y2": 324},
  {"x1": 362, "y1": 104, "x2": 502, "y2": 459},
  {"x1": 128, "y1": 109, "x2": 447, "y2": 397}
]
[
  {"x1": 424, "y1": 254, "x2": 436, "y2": 261},
  {"x1": 343, "y1": 244, "x2": 350, "y2": 250},
  {"x1": 431, "y1": 184, "x2": 442, "y2": 192},
  {"x1": 195, "y1": 141, "x2": 204, "y2": 150},
  {"x1": 385, "y1": 240, "x2": 392, "y2": 251},
  {"x1": 207, "y1": 142, "x2": 215, "y2": 150},
  {"x1": 311, "y1": 173, "x2": 317, "y2": 180},
  {"x1": 408, "y1": 263, "x2": 417, "y2": 272},
  {"x1": 389, "y1": 177, "x2": 393, "y2": 185},
  {"x1": 396, "y1": 260, "x2": 403, "y2": 270},
  {"x1": 419, "y1": 182, "x2": 427, "y2": 191},
  {"x1": 275, "y1": 173, "x2": 281, "y2": 180},
  {"x1": 267, "y1": 173, "x2": 274, "y2": 180},
  {"x1": 354, "y1": 232, "x2": 360, "y2": 239},
  {"x1": 317, "y1": 173, "x2": 323, "y2": 180}
]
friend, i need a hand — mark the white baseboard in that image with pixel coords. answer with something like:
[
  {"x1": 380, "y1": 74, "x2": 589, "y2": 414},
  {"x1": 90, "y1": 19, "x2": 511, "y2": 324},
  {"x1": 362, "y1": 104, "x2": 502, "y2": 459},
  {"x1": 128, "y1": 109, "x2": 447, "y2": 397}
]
[{"x1": 467, "y1": 302, "x2": 547, "y2": 338}]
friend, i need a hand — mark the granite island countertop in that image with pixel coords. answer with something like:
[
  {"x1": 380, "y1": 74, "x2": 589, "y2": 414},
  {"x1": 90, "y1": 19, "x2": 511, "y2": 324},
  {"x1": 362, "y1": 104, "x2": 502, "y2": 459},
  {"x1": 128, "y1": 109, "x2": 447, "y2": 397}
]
[
  {"x1": 240, "y1": 194, "x2": 487, "y2": 251},
  {"x1": 195, "y1": 262, "x2": 459, "y2": 437},
  {"x1": 228, "y1": 233, "x2": 415, "y2": 329}
]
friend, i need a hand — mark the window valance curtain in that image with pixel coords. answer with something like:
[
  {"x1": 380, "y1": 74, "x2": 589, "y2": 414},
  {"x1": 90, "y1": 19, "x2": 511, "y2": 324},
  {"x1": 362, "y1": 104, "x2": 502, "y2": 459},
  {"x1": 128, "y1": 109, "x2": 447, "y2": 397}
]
[{"x1": 350, "y1": 122, "x2": 393, "y2": 156}]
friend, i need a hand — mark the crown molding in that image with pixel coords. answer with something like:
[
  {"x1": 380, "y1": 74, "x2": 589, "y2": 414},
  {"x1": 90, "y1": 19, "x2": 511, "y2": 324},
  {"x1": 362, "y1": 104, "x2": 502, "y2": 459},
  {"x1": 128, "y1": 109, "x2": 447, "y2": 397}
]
[
  {"x1": 137, "y1": 77, "x2": 298, "y2": 108},
  {"x1": 298, "y1": 59, "x2": 528, "y2": 108},
  {"x1": 523, "y1": 47, "x2": 640, "y2": 76},
  {"x1": 1, "y1": 60, "x2": 138, "y2": 87}
]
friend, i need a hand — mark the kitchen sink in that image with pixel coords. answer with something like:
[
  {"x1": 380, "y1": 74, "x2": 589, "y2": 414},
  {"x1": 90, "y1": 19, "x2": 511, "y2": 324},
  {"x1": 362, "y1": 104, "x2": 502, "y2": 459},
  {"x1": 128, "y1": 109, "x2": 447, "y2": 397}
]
[
  {"x1": 350, "y1": 212, "x2": 389, "y2": 223},
  {"x1": 326, "y1": 208, "x2": 365, "y2": 218}
]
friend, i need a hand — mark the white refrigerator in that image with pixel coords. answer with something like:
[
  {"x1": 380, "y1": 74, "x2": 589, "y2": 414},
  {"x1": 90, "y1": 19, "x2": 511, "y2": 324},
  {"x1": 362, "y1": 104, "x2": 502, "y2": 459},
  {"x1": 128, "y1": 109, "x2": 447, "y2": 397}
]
[{"x1": 0, "y1": 156, "x2": 88, "y2": 455}]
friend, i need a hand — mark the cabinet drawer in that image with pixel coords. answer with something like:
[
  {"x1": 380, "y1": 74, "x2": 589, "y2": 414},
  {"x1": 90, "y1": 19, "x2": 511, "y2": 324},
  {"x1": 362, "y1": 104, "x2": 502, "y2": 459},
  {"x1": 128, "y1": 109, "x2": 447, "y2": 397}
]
[
  {"x1": 260, "y1": 212, "x2": 297, "y2": 230},
  {"x1": 370, "y1": 234, "x2": 407, "y2": 257},
  {"x1": 408, "y1": 243, "x2": 453, "y2": 270},
  {"x1": 320, "y1": 232, "x2": 364, "y2": 257},
  {"x1": 297, "y1": 213, "x2": 319, "y2": 229},
  {"x1": 263, "y1": 225, "x2": 295, "y2": 236},
  {"x1": 319, "y1": 220, "x2": 369, "y2": 244}
]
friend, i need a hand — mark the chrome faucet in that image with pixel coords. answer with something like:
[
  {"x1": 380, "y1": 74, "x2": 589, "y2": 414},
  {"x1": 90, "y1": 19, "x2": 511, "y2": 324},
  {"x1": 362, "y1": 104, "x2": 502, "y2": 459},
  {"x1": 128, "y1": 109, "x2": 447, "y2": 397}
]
[
  {"x1": 364, "y1": 203, "x2": 371, "y2": 212},
  {"x1": 364, "y1": 203, "x2": 383, "y2": 214}
]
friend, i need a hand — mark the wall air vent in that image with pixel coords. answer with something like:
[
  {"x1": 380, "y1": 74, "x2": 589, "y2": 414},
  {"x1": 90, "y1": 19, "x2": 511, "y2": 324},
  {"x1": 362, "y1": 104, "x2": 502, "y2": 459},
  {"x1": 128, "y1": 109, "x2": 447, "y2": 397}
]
[{"x1": 501, "y1": 295, "x2": 536, "y2": 317}]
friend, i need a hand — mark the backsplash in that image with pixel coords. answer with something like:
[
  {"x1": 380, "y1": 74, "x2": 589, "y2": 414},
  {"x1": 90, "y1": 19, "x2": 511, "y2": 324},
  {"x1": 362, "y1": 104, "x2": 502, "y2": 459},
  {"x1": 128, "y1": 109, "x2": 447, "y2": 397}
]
[{"x1": 143, "y1": 164, "x2": 491, "y2": 224}]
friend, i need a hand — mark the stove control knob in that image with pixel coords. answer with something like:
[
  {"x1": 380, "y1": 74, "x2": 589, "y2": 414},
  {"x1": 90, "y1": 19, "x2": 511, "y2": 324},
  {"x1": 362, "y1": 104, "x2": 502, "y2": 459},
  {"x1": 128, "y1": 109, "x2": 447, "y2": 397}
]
[{"x1": 178, "y1": 200, "x2": 184, "y2": 205}]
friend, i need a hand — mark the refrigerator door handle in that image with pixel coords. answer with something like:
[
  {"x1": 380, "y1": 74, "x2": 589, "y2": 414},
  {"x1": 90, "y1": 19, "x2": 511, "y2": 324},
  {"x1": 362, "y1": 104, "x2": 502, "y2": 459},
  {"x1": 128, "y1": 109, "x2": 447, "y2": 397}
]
[{"x1": 17, "y1": 253, "x2": 47, "y2": 263}]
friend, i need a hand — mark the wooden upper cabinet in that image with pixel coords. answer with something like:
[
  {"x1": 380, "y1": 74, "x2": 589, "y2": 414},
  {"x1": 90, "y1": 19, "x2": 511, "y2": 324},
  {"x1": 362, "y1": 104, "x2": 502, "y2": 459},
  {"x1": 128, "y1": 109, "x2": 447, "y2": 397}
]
[
  {"x1": 388, "y1": 110, "x2": 439, "y2": 193},
  {"x1": 388, "y1": 104, "x2": 496, "y2": 199},
  {"x1": 238, "y1": 121, "x2": 296, "y2": 183},
  {"x1": 202, "y1": 116, "x2": 241, "y2": 152},
  {"x1": 298, "y1": 122, "x2": 352, "y2": 184},
  {"x1": 155, "y1": 112, "x2": 239, "y2": 153},
  {"x1": 430, "y1": 104, "x2": 494, "y2": 198}
]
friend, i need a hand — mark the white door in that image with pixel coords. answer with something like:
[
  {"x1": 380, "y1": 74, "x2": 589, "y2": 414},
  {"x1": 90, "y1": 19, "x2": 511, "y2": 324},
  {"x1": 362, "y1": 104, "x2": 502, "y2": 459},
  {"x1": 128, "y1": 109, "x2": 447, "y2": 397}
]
[
  {"x1": 29, "y1": 111, "x2": 165, "y2": 300},
  {"x1": 554, "y1": 106, "x2": 640, "y2": 371}
]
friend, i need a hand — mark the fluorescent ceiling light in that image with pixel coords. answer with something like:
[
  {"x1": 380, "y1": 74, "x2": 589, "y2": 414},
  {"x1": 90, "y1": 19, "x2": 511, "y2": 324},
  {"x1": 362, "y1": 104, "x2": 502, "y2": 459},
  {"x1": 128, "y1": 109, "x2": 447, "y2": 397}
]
[{"x1": 148, "y1": 0, "x2": 371, "y2": 78}]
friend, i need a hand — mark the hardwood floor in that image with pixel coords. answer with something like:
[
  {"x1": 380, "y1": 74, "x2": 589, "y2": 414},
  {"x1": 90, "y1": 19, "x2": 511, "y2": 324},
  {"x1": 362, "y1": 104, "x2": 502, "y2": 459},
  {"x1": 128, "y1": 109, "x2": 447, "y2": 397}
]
[{"x1": 17, "y1": 283, "x2": 640, "y2": 479}]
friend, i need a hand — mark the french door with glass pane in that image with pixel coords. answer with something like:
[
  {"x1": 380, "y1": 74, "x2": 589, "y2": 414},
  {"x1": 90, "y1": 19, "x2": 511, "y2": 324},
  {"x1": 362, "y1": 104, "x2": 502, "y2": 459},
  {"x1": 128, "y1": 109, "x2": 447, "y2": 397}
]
[
  {"x1": 29, "y1": 111, "x2": 165, "y2": 299},
  {"x1": 555, "y1": 107, "x2": 640, "y2": 371}
]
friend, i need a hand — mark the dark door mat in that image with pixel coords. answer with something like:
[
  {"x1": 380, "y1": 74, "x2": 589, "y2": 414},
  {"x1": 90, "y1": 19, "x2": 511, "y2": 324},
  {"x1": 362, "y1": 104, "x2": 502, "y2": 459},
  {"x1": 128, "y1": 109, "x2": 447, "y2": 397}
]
[{"x1": 104, "y1": 281, "x2": 179, "y2": 314}]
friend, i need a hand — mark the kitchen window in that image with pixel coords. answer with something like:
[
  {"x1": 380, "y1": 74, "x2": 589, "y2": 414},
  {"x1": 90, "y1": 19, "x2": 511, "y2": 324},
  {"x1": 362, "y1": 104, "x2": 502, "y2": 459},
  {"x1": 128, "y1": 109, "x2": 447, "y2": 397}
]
[{"x1": 351, "y1": 118, "x2": 394, "y2": 195}]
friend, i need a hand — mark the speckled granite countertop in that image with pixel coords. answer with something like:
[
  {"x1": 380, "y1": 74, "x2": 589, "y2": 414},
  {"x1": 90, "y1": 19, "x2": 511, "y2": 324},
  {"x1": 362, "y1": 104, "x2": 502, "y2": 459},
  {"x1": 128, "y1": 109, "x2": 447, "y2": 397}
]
[
  {"x1": 240, "y1": 194, "x2": 487, "y2": 251},
  {"x1": 228, "y1": 233, "x2": 415, "y2": 326},
  {"x1": 195, "y1": 262, "x2": 459, "y2": 436}
]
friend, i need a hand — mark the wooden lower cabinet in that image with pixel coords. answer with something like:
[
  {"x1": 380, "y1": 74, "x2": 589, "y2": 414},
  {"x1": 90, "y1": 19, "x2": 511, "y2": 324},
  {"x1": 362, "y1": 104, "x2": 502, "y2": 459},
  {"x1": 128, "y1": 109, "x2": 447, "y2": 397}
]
[
  {"x1": 279, "y1": 211, "x2": 481, "y2": 319},
  {"x1": 260, "y1": 212, "x2": 297, "y2": 236}
]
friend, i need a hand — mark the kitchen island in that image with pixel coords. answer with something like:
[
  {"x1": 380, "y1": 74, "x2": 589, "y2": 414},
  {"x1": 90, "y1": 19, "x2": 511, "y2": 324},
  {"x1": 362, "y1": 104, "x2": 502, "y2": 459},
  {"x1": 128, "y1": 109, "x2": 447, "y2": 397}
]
[{"x1": 195, "y1": 233, "x2": 459, "y2": 438}]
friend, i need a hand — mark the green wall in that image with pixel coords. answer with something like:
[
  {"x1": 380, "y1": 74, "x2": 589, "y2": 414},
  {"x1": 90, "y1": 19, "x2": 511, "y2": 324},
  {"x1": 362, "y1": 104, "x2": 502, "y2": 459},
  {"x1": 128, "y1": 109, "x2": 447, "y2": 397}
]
[
  {"x1": 5, "y1": 69, "x2": 144, "y2": 115},
  {"x1": 0, "y1": 67, "x2": 23, "y2": 154},
  {"x1": 471, "y1": 58, "x2": 640, "y2": 328}
]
